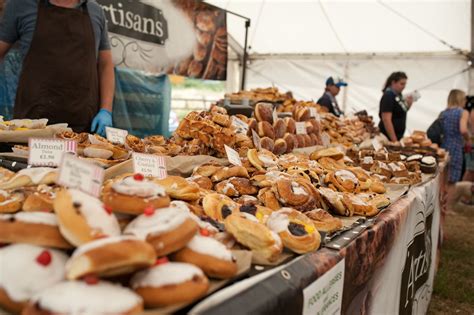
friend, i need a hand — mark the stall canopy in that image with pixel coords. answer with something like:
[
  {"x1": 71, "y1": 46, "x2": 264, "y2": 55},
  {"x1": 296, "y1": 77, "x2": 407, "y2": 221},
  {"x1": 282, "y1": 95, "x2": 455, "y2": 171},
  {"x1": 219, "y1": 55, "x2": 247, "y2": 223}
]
[{"x1": 207, "y1": 0, "x2": 471, "y2": 133}]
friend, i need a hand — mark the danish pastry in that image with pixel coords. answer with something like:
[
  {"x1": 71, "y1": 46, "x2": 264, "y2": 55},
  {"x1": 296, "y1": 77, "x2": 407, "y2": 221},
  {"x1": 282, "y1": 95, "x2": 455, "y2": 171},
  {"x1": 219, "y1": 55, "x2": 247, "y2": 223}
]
[
  {"x1": 214, "y1": 177, "x2": 258, "y2": 197},
  {"x1": 225, "y1": 212, "x2": 283, "y2": 262},
  {"x1": 388, "y1": 162, "x2": 409, "y2": 177},
  {"x1": 211, "y1": 166, "x2": 249, "y2": 182},
  {"x1": 54, "y1": 188, "x2": 121, "y2": 246},
  {"x1": 0, "y1": 189, "x2": 24, "y2": 213},
  {"x1": 305, "y1": 209, "x2": 343, "y2": 233},
  {"x1": 247, "y1": 148, "x2": 278, "y2": 171},
  {"x1": 0, "y1": 244, "x2": 68, "y2": 314},
  {"x1": 125, "y1": 135, "x2": 146, "y2": 153},
  {"x1": 0, "y1": 167, "x2": 57, "y2": 190},
  {"x1": 193, "y1": 162, "x2": 224, "y2": 177},
  {"x1": 102, "y1": 174, "x2": 170, "y2": 215},
  {"x1": 310, "y1": 147, "x2": 344, "y2": 161},
  {"x1": 266, "y1": 208, "x2": 320, "y2": 254},
  {"x1": 257, "y1": 187, "x2": 281, "y2": 210},
  {"x1": 317, "y1": 187, "x2": 348, "y2": 216},
  {"x1": 187, "y1": 175, "x2": 213, "y2": 190},
  {"x1": 172, "y1": 234, "x2": 238, "y2": 279},
  {"x1": 273, "y1": 179, "x2": 312, "y2": 207},
  {"x1": 23, "y1": 281, "x2": 143, "y2": 315},
  {"x1": 155, "y1": 176, "x2": 200, "y2": 201},
  {"x1": 0, "y1": 212, "x2": 72, "y2": 249},
  {"x1": 66, "y1": 235, "x2": 156, "y2": 280},
  {"x1": 202, "y1": 193, "x2": 239, "y2": 221},
  {"x1": 342, "y1": 193, "x2": 379, "y2": 217},
  {"x1": 124, "y1": 206, "x2": 198, "y2": 257},
  {"x1": 325, "y1": 170, "x2": 360, "y2": 193},
  {"x1": 22, "y1": 184, "x2": 58, "y2": 212},
  {"x1": 131, "y1": 261, "x2": 209, "y2": 307}
]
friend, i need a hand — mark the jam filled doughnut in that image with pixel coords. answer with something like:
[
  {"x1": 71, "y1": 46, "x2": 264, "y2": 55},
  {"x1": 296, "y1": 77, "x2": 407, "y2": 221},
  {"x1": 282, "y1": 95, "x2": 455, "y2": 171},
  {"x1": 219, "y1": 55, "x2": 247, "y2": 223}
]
[
  {"x1": 0, "y1": 212, "x2": 72, "y2": 249},
  {"x1": 23, "y1": 281, "x2": 143, "y2": 315},
  {"x1": 66, "y1": 236, "x2": 156, "y2": 280},
  {"x1": 0, "y1": 189, "x2": 24, "y2": 213},
  {"x1": 131, "y1": 261, "x2": 209, "y2": 307},
  {"x1": 172, "y1": 234, "x2": 238, "y2": 279},
  {"x1": 225, "y1": 212, "x2": 282, "y2": 262},
  {"x1": 54, "y1": 189, "x2": 121, "y2": 246},
  {"x1": 124, "y1": 206, "x2": 198, "y2": 257},
  {"x1": 0, "y1": 244, "x2": 67, "y2": 314},
  {"x1": 202, "y1": 193, "x2": 239, "y2": 222},
  {"x1": 22, "y1": 185, "x2": 58, "y2": 212},
  {"x1": 102, "y1": 174, "x2": 170, "y2": 215},
  {"x1": 266, "y1": 208, "x2": 321, "y2": 254},
  {"x1": 155, "y1": 176, "x2": 200, "y2": 201},
  {"x1": 0, "y1": 167, "x2": 57, "y2": 190}
]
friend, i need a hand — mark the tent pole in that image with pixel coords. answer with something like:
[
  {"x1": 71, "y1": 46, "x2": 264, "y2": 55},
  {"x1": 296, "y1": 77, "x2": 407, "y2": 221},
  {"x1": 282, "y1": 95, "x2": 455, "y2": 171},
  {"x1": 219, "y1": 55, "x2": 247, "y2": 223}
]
[
  {"x1": 241, "y1": 20, "x2": 250, "y2": 91},
  {"x1": 342, "y1": 61, "x2": 349, "y2": 113},
  {"x1": 469, "y1": 0, "x2": 474, "y2": 94}
]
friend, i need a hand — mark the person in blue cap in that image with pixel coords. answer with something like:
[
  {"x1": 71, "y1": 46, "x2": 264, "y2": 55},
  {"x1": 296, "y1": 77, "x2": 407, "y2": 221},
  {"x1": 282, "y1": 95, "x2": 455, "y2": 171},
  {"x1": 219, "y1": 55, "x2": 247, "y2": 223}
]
[{"x1": 317, "y1": 77, "x2": 347, "y2": 117}]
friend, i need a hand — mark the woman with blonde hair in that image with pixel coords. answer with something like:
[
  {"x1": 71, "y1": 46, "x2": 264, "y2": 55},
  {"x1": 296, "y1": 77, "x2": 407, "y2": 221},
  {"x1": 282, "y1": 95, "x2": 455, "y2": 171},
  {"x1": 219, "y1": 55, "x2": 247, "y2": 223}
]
[{"x1": 442, "y1": 89, "x2": 471, "y2": 210}]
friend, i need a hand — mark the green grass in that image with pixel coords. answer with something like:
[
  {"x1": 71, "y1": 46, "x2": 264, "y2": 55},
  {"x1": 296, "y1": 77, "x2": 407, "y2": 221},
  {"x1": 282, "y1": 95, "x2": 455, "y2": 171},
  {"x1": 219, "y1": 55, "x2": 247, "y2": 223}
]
[{"x1": 172, "y1": 78, "x2": 225, "y2": 92}]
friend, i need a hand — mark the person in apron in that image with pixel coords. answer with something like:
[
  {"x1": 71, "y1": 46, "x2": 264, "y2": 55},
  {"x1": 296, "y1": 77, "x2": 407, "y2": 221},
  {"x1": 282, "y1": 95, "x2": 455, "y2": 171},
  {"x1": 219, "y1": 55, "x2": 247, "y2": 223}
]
[
  {"x1": 317, "y1": 76, "x2": 347, "y2": 117},
  {"x1": 0, "y1": 0, "x2": 114, "y2": 135}
]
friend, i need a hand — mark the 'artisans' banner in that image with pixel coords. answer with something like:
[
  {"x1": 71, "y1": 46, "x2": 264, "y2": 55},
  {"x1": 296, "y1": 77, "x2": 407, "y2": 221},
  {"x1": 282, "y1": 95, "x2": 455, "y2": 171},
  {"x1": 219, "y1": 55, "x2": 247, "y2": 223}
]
[{"x1": 97, "y1": 0, "x2": 227, "y2": 80}]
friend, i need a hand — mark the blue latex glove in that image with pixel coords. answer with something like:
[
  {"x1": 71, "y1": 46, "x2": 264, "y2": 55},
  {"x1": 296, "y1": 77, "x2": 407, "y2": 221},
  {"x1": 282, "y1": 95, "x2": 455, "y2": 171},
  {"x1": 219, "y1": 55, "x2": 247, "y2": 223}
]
[{"x1": 91, "y1": 109, "x2": 112, "y2": 137}]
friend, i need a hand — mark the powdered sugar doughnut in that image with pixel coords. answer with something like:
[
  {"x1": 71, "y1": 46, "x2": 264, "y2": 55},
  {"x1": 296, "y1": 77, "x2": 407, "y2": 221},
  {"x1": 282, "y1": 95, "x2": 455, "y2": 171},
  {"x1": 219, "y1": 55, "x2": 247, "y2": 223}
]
[
  {"x1": 0, "y1": 244, "x2": 67, "y2": 314},
  {"x1": 131, "y1": 261, "x2": 209, "y2": 307},
  {"x1": 172, "y1": 235, "x2": 237, "y2": 279},
  {"x1": 124, "y1": 206, "x2": 198, "y2": 256},
  {"x1": 54, "y1": 189, "x2": 121, "y2": 246},
  {"x1": 0, "y1": 212, "x2": 72, "y2": 249},
  {"x1": 66, "y1": 235, "x2": 156, "y2": 280},
  {"x1": 23, "y1": 281, "x2": 143, "y2": 315},
  {"x1": 103, "y1": 174, "x2": 170, "y2": 215}
]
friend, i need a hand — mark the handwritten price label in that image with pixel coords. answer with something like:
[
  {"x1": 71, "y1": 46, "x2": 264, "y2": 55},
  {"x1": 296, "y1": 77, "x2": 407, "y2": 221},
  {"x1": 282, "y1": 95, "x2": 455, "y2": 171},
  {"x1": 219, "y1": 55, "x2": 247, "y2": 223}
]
[
  {"x1": 28, "y1": 138, "x2": 77, "y2": 167},
  {"x1": 132, "y1": 153, "x2": 167, "y2": 179},
  {"x1": 321, "y1": 132, "x2": 331, "y2": 147},
  {"x1": 225, "y1": 145, "x2": 242, "y2": 166},
  {"x1": 252, "y1": 129, "x2": 262, "y2": 150},
  {"x1": 272, "y1": 109, "x2": 279, "y2": 123},
  {"x1": 296, "y1": 122, "x2": 307, "y2": 135},
  {"x1": 231, "y1": 117, "x2": 249, "y2": 134},
  {"x1": 57, "y1": 154, "x2": 104, "y2": 197},
  {"x1": 105, "y1": 127, "x2": 128, "y2": 145}
]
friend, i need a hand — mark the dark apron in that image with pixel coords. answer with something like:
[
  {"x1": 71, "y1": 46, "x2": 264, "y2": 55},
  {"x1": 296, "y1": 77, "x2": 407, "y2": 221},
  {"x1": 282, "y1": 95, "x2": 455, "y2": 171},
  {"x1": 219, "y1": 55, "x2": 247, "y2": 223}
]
[{"x1": 14, "y1": 0, "x2": 99, "y2": 132}]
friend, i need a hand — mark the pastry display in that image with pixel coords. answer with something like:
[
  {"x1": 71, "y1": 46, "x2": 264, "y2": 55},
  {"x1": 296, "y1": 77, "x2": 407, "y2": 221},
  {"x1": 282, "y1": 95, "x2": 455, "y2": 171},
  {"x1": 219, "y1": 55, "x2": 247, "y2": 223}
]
[
  {"x1": 0, "y1": 189, "x2": 24, "y2": 213},
  {"x1": 22, "y1": 185, "x2": 58, "y2": 212},
  {"x1": 0, "y1": 244, "x2": 68, "y2": 314},
  {"x1": 0, "y1": 118, "x2": 49, "y2": 131}
]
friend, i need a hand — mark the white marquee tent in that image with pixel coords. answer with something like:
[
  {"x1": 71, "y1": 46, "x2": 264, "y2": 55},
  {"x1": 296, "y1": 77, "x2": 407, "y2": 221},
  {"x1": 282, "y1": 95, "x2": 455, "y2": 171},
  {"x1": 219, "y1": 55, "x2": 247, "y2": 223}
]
[{"x1": 207, "y1": 0, "x2": 471, "y2": 133}]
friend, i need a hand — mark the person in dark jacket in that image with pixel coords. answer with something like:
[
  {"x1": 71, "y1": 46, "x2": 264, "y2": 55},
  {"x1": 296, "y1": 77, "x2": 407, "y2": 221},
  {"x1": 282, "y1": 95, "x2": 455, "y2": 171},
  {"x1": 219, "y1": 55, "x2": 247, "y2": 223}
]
[{"x1": 317, "y1": 77, "x2": 347, "y2": 117}]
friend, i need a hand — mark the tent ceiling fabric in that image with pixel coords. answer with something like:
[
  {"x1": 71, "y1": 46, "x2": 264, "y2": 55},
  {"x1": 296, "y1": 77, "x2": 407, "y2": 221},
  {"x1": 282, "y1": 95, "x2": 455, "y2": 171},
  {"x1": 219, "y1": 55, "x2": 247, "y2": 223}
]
[{"x1": 206, "y1": 0, "x2": 470, "y2": 54}]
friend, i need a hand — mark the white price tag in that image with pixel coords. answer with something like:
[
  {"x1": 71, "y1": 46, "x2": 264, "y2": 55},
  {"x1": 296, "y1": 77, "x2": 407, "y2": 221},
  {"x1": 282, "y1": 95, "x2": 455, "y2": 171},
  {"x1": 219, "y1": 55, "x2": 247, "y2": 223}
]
[
  {"x1": 132, "y1": 152, "x2": 167, "y2": 179},
  {"x1": 28, "y1": 138, "x2": 77, "y2": 167},
  {"x1": 321, "y1": 132, "x2": 331, "y2": 147},
  {"x1": 252, "y1": 129, "x2": 262, "y2": 150},
  {"x1": 105, "y1": 127, "x2": 128, "y2": 144},
  {"x1": 224, "y1": 145, "x2": 242, "y2": 166},
  {"x1": 309, "y1": 107, "x2": 317, "y2": 118},
  {"x1": 372, "y1": 139, "x2": 383, "y2": 151},
  {"x1": 302, "y1": 259, "x2": 345, "y2": 315},
  {"x1": 296, "y1": 122, "x2": 307, "y2": 135},
  {"x1": 57, "y1": 154, "x2": 104, "y2": 197},
  {"x1": 231, "y1": 117, "x2": 249, "y2": 134},
  {"x1": 272, "y1": 109, "x2": 278, "y2": 123}
]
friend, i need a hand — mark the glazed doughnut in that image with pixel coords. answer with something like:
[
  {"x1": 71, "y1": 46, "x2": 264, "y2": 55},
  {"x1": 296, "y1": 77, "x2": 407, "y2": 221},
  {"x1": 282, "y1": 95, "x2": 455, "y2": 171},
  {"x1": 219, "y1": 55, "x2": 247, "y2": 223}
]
[
  {"x1": 0, "y1": 167, "x2": 57, "y2": 190},
  {"x1": 0, "y1": 212, "x2": 72, "y2": 249},
  {"x1": 202, "y1": 193, "x2": 239, "y2": 222},
  {"x1": 247, "y1": 149, "x2": 278, "y2": 171},
  {"x1": 0, "y1": 189, "x2": 24, "y2": 213},
  {"x1": 273, "y1": 139, "x2": 288, "y2": 155},
  {"x1": 284, "y1": 117, "x2": 297, "y2": 134},
  {"x1": 0, "y1": 244, "x2": 67, "y2": 314},
  {"x1": 266, "y1": 208, "x2": 320, "y2": 254},
  {"x1": 23, "y1": 281, "x2": 143, "y2": 315},
  {"x1": 193, "y1": 162, "x2": 224, "y2": 177},
  {"x1": 273, "y1": 118, "x2": 287, "y2": 139},
  {"x1": 124, "y1": 206, "x2": 198, "y2": 257},
  {"x1": 211, "y1": 166, "x2": 249, "y2": 182},
  {"x1": 102, "y1": 174, "x2": 170, "y2": 215},
  {"x1": 260, "y1": 136, "x2": 275, "y2": 152},
  {"x1": 54, "y1": 188, "x2": 121, "y2": 246},
  {"x1": 22, "y1": 185, "x2": 58, "y2": 212},
  {"x1": 172, "y1": 234, "x2": 238, "y2": 279},
  {"x1": 342, "y1": 193, "x2": 379, "y2": 217},
  {"x1": 317, "y1": 187, "x2": 348, "y2": 216},
  {"x1": 310, "y1": 147, "x2": 344, "y2": 161},
  {"x1": 214, "y1": 177, "x2": 258, "y2": 197},
  {"x1": 305, "y1": 209, "x2": 343, "y2": 233},
  {"x1": 257, "y1": 121, "x2": 275, "y2": 140},
  {"x1": 283, "y1": 133, "x2": 296, "y2": 153},
  {"x1": 155, "y1": 176, "x2": 200, "y2": 201},
  {"x1": 131, "y1": 261, "x2": 209, "y2": 307},
  {"x1": 187, "y1": 175, "x2": 213, "y2": 190},
  {"x1": 257, "y1": 187, "x2": 281, "y2": 210},
  {"x1": 254, "y1": 102, "x2": 274, "y2": 123},
  {"x1": 66, "y1": 236, "x2": 156, "y2": 280},
  {"x1": 225, "y1": 212, "x2": 283, "y2": 262}
]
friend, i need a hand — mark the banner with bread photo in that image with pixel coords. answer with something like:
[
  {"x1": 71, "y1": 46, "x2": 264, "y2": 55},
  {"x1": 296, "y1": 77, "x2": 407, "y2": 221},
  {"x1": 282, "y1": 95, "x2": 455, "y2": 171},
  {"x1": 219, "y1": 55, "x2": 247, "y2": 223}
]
[{"x1": 97, "y1": 0, "x2": 227, "y2": 80}]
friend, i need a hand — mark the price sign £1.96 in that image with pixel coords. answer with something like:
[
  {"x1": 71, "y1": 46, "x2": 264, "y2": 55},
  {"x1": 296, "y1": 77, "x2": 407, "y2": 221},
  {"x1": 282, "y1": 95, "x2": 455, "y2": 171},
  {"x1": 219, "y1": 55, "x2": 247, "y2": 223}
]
[{"x1": 28, "y1": 138, "x2": 77, "y2": 167}]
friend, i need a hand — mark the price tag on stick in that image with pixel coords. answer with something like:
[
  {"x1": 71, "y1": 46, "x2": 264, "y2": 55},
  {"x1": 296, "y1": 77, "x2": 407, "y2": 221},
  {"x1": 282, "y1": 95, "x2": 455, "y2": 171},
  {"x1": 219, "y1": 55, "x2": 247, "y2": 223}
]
[
  {"x1": 252, "y1": 129, "x2": 262, "y2": 150},
  {"x1": 28, "y1": 138, "x2": 77, "y2": 167},
  {"x1": 105, "y1": 127, "x2": 128, "y2": 145},
  {"x1": 132, "y1": 153, "x2": 167, "y2": 179},
  {"x1": 321, "y1": 132, "x2": 331, "y2": 147},
  {"x1": 296, "y1": 122, "x2": 307, "y2": 135},
  {"x1": 231, "y1": 117, "x2": 249, "y2": 134},
  {"x1": 224, "y1": 145, "x2": 242, "y2": 166},
  {"x1": 272, "y1": 109, "x2": 279, "y2": 124},
  {"x1": 57, "y1": 154, "x2": 104, "y2": 197}
]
